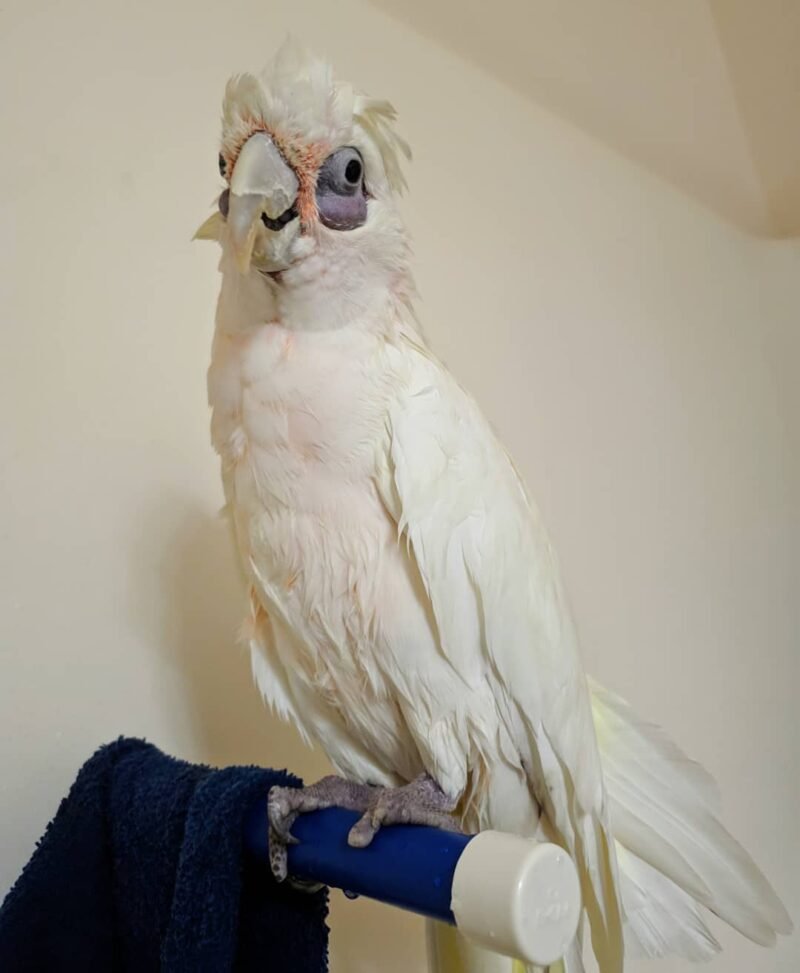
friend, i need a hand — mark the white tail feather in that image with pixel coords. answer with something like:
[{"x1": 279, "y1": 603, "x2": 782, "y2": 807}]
[
  {"x1": 590, "y1": 679, "x2": 792, "y2": 960},
  {"x1": 616, "y1": 844, "x2": 720, "y2": 960}
]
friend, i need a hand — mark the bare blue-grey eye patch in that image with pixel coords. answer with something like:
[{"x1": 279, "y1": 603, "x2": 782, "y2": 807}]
[{"x1": 316, "y1": 147, "x2": 367, "y2": 230}]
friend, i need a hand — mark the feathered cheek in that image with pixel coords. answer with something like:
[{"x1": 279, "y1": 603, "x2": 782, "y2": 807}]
[
  {"x1": 297, "y1": 169, "x2": 319, "y2": 229},
  {"x1": 283, "y1": 143, "x2": 325, "y2": 231}
]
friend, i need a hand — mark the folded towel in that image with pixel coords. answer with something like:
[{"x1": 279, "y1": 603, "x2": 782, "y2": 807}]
[{"x1": 0, "y1": 738, "x2": 328, "y2": 972}]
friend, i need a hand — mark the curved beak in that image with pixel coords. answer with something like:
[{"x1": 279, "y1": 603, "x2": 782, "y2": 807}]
[{"x1": 227, "y1": 132, "x2": 299, "y2": 273}]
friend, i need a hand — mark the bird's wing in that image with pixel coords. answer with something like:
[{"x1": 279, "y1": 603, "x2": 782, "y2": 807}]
[
  {"x1": 376, "y1": 329, "x2": 624, "y2": 973},
  {"x1": 245, "y1": 583, "x2": 401, "y2": 785}
]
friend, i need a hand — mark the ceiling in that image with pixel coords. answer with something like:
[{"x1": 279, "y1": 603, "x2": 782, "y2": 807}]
[{"x1": 369, "y1": 0, "x2": 800, "y2": 237}]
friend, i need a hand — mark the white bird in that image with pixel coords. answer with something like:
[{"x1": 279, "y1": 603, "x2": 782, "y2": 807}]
[{"x1": 197, "y1": 41, "x2": 791, "y2": 973}]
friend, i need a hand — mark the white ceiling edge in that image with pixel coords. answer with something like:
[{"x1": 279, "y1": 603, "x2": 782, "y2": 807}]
[{"x1": 369, "y1": 0, "x2": 800, "y2": 238}]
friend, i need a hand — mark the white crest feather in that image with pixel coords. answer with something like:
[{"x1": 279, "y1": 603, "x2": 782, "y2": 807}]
[
  {"x1": 354, "y1": 96, "x2": 411, "y2": 194},
  {"x1": 218, "y1": 40, "x2": 408, "y2": 196}
]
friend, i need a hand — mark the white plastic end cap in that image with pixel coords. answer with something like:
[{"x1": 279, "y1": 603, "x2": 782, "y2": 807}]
[{"x1": 450, "y1": 831, "x2": 581, "y2": 967}]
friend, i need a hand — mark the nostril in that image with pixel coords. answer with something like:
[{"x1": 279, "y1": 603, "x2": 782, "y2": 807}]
[{"x1": 261, "y1": 205, "x2": 297, "y2": 231}]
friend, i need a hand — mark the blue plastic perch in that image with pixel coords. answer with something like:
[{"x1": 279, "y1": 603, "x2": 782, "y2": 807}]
[{"x1": 244, "y1": 798, "x2": 581, "y2": 967}]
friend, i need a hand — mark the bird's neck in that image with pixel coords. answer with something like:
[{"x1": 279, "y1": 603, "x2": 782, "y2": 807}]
[{"x1": 215, "y1": 250, "x2": 412, "y2": 337}]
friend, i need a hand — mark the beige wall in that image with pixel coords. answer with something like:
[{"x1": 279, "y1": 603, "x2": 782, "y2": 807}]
[{"x1": 1, "y1": 2, "x2": 797, "y2": 971}]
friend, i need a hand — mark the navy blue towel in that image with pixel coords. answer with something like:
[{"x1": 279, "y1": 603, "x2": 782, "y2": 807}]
[{"x1": 0, "y1": 738, "x2": 328, "y2": 971}]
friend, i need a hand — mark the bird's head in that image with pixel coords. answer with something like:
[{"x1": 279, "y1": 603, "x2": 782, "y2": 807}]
[{"x1": 196, "y1": 42, "x2": 412, "y2": 325}]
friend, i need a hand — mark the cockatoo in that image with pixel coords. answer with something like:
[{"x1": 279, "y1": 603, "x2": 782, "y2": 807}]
[{"x1": 196, "y1": 42, "x2": 791, "y2": 973}]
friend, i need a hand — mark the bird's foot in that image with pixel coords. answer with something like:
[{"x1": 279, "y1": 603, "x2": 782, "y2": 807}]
[
  {"x1": 347, "y1": 773, "x2": 462, "y2": 849},
  {"x1": 267, "y1": 772, "x2": 462, "y2": 882},
  {"x1": 268, "y1": 775, "x2": 375, "y2": 882}
]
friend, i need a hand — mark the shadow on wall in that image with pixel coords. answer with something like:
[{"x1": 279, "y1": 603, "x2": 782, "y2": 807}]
[
  {"x1": 130, "y1": 494, "x2": 324, "y2": 773},
  {"x1": 132, "y1": 495, "x2": 426, "y2": 973}
]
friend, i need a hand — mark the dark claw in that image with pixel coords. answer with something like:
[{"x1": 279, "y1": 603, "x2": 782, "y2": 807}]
[
  {"x1": 218, "y1": 188, "x2": 229, "y2": 218},
  {"x1": 269, "y1": 828, "x2": 289, "y2": 883}
]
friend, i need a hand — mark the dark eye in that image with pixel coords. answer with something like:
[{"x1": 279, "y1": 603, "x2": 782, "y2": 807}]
[
  {"x1": 315, "y1": 147, "x2": 367, "y2": 231},
  {"x1": 218, "y1": 153, "x2": 226, "y2": 178}
]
